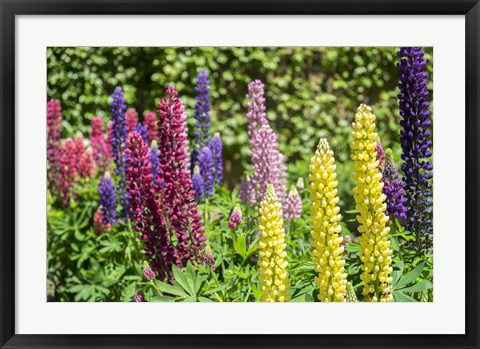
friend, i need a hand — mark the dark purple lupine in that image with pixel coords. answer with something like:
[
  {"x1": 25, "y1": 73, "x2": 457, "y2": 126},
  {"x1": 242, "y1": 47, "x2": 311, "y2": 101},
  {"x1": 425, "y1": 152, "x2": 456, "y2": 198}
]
[
  {"x1": 191, "y1": 70, "x2": 211, "y2": 168},
  {"x1": 98, "y1": 174, "x2": 117, "y2": 226},
  {"x1": 398, "y1": 47, "x2": 433, "y2": 252},
  {"x1": 192, "y1": 165, "x2": 205, "y2": 201},
  {"x1": 382, "y1": 149, "x2": 407, "y2": 220},
  {"x1": 198, "y1": 146, "x2": 214, "y2": 198},
  {"x1": 209, "y1": 132, "x2": 223, "y2": 186},
  {"x1": 109, "y1": 86, "x2": 130, "y2": 217},
  {"x1": 157, "y1": 86, "x2": 209, "y2": 267},
  {"x1": 125, "y1": 131, "x2": 177, "y2": 280}
]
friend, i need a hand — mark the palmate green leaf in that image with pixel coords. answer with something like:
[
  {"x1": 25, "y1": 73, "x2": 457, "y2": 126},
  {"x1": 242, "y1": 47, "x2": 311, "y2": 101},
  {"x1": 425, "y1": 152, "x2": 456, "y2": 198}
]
[
  {"x1": 234, "y1": 235, "x2": 247, "y2": 258},
  {"x1": 400, "y1": 280, "x2": 433, "y2": 293},
  {"x1": 392, "y1": 260, "x2": 405, "y2": 287},
  {"x1": 393, "y1": 291, "x2": 416, "y2": 302},
  {"x1": 396, "y1": 261, "x2": 425, "y2": 289},
  {"x1": 204, "y1": 281, "x2": 232, "y2": 295},
  {"x1": 185, "y1": 262, "x2": 197, "y2": 296},
  {"x1": 154, "y1": 280, "x2": 189, "y2": 298},
  {"x1": 171, "y1": 265, "x2": 193, "y2": 295}
]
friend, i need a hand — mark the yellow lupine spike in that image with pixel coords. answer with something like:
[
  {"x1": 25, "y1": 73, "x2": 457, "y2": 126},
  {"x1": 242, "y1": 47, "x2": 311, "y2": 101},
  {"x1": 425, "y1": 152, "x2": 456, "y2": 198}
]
[
  {"x1": 350, "y1": 104, "x2": 393, "y2": 302},
  {"x1": 258, "y1": 184, "x2": 291, "y2": 302},
  {"x1": 309, "y1": 138, "x2": 347, "y2": 302}
]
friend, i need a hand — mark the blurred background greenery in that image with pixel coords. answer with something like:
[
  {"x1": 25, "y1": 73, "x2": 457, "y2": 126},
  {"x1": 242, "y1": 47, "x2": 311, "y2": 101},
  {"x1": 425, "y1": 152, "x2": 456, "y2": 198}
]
[{"x1": 47, "y1": 47, "x2": 433, "y2": 212}]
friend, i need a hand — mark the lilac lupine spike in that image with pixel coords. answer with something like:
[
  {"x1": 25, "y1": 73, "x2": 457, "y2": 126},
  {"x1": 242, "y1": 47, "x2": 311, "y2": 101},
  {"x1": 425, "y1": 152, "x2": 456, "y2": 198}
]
[
  {"x1": 246, "y1": 80, "x2": 268, "y2": 141},
  {"x1": 98, "y1": 173, "x2": 117, "y2": 226},
  {"x1": 109, "y1": 86, "x2": 129, "y2": 218},
  {"x1": 398, "y1": 47, "x2": 433, "y2": 252},
  {"x1": 209, "y1": 132, "x2": 223, "y2": 186},
  {"x1": 284, "y1": 185, "x2": 302, "y2": 220}
]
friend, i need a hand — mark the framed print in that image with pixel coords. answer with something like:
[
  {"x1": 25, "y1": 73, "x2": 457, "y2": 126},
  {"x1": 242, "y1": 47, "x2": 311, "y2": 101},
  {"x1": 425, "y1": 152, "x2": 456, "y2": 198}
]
[{"x1": 1, "y1": 0, "x2": 479, "y2": 348}]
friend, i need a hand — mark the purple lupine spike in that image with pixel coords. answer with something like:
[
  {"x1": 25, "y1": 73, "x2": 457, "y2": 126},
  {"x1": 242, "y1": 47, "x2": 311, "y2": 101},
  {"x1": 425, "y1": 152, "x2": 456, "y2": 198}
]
[
  {"x1": 157, "y1": 86, "x2": 209, "y2": 267},
  {"x1": 134, "y1": 123, "x2": 149, "y2": 144},
  {"x1": 228, "y1": 204, "x2": 242, "y2": 230},
  {"x1": 209, "y1": 132, "x2": 223, "y2": 186},
  {"x1": 191, "y1": 70, "x2": 211, "y2": 168},
  {"x1": 198, "y1": 146, "x2": 214, "y2": 198},
  {"x1": 398, "y1": 47, "x2": 433, "y2": 252},
  {"x1": 99, "y1": 173, "x2": 117, "y2": 226},
  {"x1": 382, "y1": 149, "x2": 407, "y2": 220},
  {"x1": 149, "y1": 141, "x2": 160, "y2": 182},
  {"x1": 284, "y1": 185, "x2": 302, "y2": 220},
  {"x1": 109, "y1": 86, "x2": 130, "y2": 218},
  {"x1": 125, "y1": 131, "x2": 177, "y2": 280},
  {"x1": 47, "y1": 99, "x2": 62, "y2": 195},
  {"x1": 192, "y1": 165, "x2": 205, "y2": 200}
]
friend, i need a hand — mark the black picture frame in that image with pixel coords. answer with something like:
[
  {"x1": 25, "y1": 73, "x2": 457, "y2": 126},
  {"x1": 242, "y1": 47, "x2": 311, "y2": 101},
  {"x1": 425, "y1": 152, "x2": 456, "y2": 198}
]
[{"x1": 1, "y1": 0, "x2": 479, "y2": 348}]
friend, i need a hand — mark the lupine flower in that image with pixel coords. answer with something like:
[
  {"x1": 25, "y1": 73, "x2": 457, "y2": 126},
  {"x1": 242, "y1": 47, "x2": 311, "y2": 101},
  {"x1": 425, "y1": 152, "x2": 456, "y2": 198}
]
[
  {"x1": 47, "y1": 99, "x2": 62, "y2": 194},
  {"x1": 375, "y1": 140, "x2": 386, "y2": 169},
  {"x1": 57, "y1": 136, "x2": 93, "y2": 206},
  {"x1": 246, "y1": 80, "x2": 268, "y2": 140},
  {"x1": 398, "y1": 47, "x2": 433, "y2": 252},
  {"x1": 192, "y1": 165, "x2": 205, "y2": 201},
  {"x1": 125, "y1": 108, "x2": 139, "y2": 133},
  {"x1": 258, "y1": 184, "x2": 290, "y2": 302},
  {"x1": 346, "y1": 282, "x2": 358, "y2": 302},
  {"x1": 209, "y1": 132, "x2": 223, "y2": 186},
  {"x1": 58, "y1": 138, "x2": 79, "y2": 206},
  {"x1": 382, "y1": 149, "x2": 407, "y2": 220},
  {"x1": 284, "y1": 185, "x2": 302, "y2": 220},
  {"x1": 191, "y1": 70, "x2": 211, "y2": 167},
  {"x1": 134, "y1": 291, "x2": 145, "y2": 302},
  {"x1": 228, "y1": 204, "x2": 242, "y2": 230},
  {"x1": 157, "y1": 86, "x2": 208, "y2": 267},
  {"x1": 250, "y1": 124, "x2": 281, "y2": 205},
  {"x1": 149, "y1": 140, "x2": 160, "y2": 181},
  {"x1": 309, "y1": 138, "x2": 347, "y2": 302},
  {"x1": 243, "y1": 80, "x2": 286, "y2": 206},
  {"x1": 143, "y1": 262, "x2": 155, "y2": 281},
  {"x1": 93, "y1": 206, "x2": 110, "y2": 234},
  {"x1": 90, "y1": 116, "x2": 112, "y2": 175},
  {"x1": 109, "y1": 87, "x2": 129, "y2": 217},
  {"x1": 125, "y1": 131, "x2": 177, "y2": 280},
  {"x1": 351, "y1": 104, "x2": 393, "y2": 302},
  {"x1": 239, "y1": 175, "x2": 256, "y2": 206},
  {"x1": 143, "y1": 111, "x2": 158, "y2": 144},
  {"x1": 198, "y1": 146, "x2": 214, "y2": 198},
  {"x1": 99, "y1": 173, "x2": 117, "y2": 226},
  {"x1": 135, "y1": 123, "x2": 149, "y2": 143}
]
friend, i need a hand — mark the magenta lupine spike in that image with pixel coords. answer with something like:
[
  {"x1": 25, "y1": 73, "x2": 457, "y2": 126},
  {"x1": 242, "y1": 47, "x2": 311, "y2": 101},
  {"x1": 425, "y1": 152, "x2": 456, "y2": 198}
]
[
  {"x1": 58, "y1": 139, "x2": 79, "y2": 206},
  {"x1": 125, "y1": 131, "x2": 177, "y2": 280},
  {"x1": 90, "y1": 117, "x2": 112, "y2": 175},
  {"x1": 284, "y1": 185, "x2": 302, "y2": 220},
  {"x1": 47, "y1": 99, "x2": 63, "y2": 195},
  {"x1": 143, "y1": 111, "x2": 158, "y2": 144},
  {"x1": 250, "y1": 124, "x2": 281, "y2": 204},
  {"x1": 125, "y1": 108, "x2": 139, "y2": 133},
  {"x1": 157, "y1": 86, "x2": 209, "y2": 267},
  {"x1": 143, "y1": 262, "x2": 155, "y2": 281},
  {"x1": 73, "y1": 136, "x2": 95, "y2": 179},
  {"x1": 246, "y1": 80, "x2": 268, "y2": 140}
]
